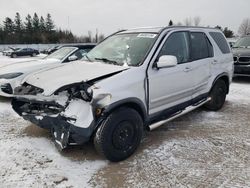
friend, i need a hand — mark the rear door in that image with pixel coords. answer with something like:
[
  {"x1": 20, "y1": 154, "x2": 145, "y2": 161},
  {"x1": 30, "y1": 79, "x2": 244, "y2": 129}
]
[{"x1": 189, "y1": 31, "x2": 214, "y2": 99}]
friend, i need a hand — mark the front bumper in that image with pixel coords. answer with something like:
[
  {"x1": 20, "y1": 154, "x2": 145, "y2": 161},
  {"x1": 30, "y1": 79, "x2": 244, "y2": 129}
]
[
  {"x1": 234, "y1": 64, "x2": 250, "y2": 76},
  {"x1": 12, "y1": 96, "x2": 97, "y2": 147}
]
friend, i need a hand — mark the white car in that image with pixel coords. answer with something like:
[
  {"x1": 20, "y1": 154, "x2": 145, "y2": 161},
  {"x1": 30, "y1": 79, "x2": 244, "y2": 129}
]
[
  {"x1": 12, "y1": 26, "x2": 233, "y2": 161},
  {"x1": 0, "y1": 46, "x2": 94, "y2": 97}
]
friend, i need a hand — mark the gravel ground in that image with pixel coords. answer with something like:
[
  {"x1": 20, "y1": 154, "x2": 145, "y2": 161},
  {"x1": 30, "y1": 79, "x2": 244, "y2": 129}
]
[{"x1": 0, "y1": 77, "x2": 250, "y2": 187}]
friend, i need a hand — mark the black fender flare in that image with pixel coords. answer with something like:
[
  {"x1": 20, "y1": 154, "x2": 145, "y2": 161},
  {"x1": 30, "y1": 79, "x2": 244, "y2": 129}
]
[
  {"x1": 102, "y1": 97, "x2": 147, "y2": 123},
  {"x1": 211, "y1": 72, "x2": 230, "y2": 94}
]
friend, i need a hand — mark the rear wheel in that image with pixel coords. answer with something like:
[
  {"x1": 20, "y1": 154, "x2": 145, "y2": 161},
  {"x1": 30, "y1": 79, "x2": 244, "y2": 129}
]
[
  {"x1": 94, "y1": 107, "x2": 143, "y2": 162},
  {"x1": 31, "y1": 53, "x2": 36, "y2": 57},
  {"x1": 204, "y1": 79, "x2": 227, "y2": 111}
]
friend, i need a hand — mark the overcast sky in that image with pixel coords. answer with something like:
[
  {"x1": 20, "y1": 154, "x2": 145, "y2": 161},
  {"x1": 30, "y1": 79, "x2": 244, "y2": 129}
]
[{"x1": 0, "y1": 0, "x2": 249, "y2": 36}]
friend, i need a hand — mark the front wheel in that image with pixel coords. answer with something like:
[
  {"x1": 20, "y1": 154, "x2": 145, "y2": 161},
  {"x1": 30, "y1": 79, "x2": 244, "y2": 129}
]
[
  {"x1": 11, "y1": 54, "x2": 17, "y2": 58},
  {"x1": 204, "y1": 79, "x2": 227, "y2": 111},
  {"x1": 94, "y1": 107, "x2": 143, "y2": 162}
]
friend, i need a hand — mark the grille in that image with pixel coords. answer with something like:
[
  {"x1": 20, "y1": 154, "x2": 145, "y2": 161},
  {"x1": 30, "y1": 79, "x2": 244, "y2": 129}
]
[
  {"x1": 14, "y1": 83, "x2": 44, "y2": 95},
  {"x1": 239, "y1": 56, "x2": 250, "y2": 64},
  {"x1": 1, "y1": 83, "x2": 13, "y2": 94}
]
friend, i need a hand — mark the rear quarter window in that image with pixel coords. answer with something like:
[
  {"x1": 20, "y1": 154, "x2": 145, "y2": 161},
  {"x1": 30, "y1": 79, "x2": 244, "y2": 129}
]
[{"x1": 209, "y1": 32, "x2": 230, "y2": 54}]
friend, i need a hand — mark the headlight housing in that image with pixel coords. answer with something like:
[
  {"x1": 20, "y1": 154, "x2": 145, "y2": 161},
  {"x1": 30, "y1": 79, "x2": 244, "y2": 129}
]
[
  {"x1": 0, "y1": 72, "x2": 23, "y2": 79},
  {"x1": 55, "y1": 82, "x2": 93, "y2": 102}
]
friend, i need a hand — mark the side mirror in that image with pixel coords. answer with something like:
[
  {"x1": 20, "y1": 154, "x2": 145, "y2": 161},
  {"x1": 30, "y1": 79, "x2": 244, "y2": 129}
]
[
  {"x1": 156, "y1": 55, "x2": 177, "y2": 69},
  {"x1": 68, "y1": 55, "x2": 78, "y2": 62}
]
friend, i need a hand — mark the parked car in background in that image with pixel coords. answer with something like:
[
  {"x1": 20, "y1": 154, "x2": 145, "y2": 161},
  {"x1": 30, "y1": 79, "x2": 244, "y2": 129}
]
[
  {"x1": 232, "y1": 35, "x2": 250, "y2": 76},
  {"x1": 12, "y1": 26, "x2": 233, "y2": 162},
  {"x1": 0, "y1": 44, "x2": 95, "y2": 97},
  {"x1": 42, "y1": 44, "x2": 96, "y2": 54},
  {"x1": 2, "y1": 47, "x2": 20, "y2": 56},
  {"x1": 227, "y1": 38, "x2": 238, "y2": 48},
  {"x1": 9, "y1": 48, "x2": 39, "y2": 58}
]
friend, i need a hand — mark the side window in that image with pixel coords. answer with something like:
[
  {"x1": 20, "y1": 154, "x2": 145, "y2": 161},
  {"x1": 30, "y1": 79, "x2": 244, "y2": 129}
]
[
  {"x1": 158, "y1": 32, "x2": 190, "y2": 64},
  {"x1": 72, "y1": 50, "x2": 85, "y2": 59},
  {"x1": 209, "y1": 32, "x2": 230, "y2": 54},
  {"x1": 190, "y1": 32, "x2": 213, "y2": 60}
]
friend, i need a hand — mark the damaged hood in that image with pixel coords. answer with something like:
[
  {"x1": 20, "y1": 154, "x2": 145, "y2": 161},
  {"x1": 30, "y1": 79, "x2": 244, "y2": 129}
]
[{"x1": 24, "y1": 61, "x2": 129, "y2": 95}]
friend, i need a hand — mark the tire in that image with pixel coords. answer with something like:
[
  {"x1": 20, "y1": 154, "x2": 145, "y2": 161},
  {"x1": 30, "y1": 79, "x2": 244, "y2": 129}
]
[
  {"x1": 11, "y1": 54, "x2": 17, "y2": 58},
  {"x1": 31, "y1": 53, "x2": 36, "y2": 57},
  {"x1": 204, "y1": 79, "x2": 227, "y2": 111},
  {"x1": 94, "y1": 107, "x2": 143, "y2": 162}
]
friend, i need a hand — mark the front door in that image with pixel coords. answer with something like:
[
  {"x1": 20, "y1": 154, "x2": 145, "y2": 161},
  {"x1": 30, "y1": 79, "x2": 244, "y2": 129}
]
[{"x1": 148, "y1": 31, "x2": 195, "y2": 115}]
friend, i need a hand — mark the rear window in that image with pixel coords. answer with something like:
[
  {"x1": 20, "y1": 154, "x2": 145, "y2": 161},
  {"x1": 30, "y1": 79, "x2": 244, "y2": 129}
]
[{"x1": 209, "y1": 32, "x2": 230, "y2": 54}]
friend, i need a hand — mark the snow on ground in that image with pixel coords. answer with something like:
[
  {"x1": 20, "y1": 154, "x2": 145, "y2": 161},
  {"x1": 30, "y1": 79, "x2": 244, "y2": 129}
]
[
  {"x1": 0, "y1": 97, "x2": 107, "y2": 187},
  {"x1": 0, "y1": 77, "x2": 250, "y2": 187}
]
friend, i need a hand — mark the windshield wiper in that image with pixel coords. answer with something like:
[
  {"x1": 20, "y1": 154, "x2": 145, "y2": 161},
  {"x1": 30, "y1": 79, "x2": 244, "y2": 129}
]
[
  {"x1": 95, "y1": 58, "x2": 120, "y2": 65},
  {"x1": 83, "y1": 54, "x2": 92, "y2": 62}
]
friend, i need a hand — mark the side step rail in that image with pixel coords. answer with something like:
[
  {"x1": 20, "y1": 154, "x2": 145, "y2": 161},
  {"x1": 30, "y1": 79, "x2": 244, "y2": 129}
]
[{"x1": 149, "y1": 97, "x2": 211, "y2": 131}]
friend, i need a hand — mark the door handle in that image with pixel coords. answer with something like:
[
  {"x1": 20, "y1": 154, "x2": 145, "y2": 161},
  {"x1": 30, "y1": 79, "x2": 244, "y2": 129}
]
[
  {"x1": 212, "y1": 59, "x2": 218, "y2": 64},
  {"x1": 184, "y1": 67, "x2": 192, "y2": 72}
]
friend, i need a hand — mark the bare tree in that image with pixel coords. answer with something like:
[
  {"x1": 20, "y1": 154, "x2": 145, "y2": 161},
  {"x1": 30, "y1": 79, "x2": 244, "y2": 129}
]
[
  {"x1": 238, "y1": 18, "x2": 250, "y2": 36},
  {"x1": 194, "y1": 16, "x2": 201, "y2": 26},
  {"x1": 184, "y1": 17, "x2": 192, "y2": 26},
  {"x1": 176, "y1": 22, "x2": 182, "y2": 26},
  {"x1": 88, "y1": 30, "x2": 92, "y2": 42}
]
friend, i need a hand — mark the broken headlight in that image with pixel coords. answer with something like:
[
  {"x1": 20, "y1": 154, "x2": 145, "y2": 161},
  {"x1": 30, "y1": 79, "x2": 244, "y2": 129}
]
[
  {"x1": 70, "y1": 86, "x2": 93, "y2": 101},
  {"x1": 56, "y1": 82, "x2": 93, "y2": 102}
]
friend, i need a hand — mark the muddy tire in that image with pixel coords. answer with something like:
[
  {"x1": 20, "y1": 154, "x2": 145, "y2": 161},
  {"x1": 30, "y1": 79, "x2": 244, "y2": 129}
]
[
  {"x1": 204, "y1": 79, "x2": 227, "y2": 111},
  {"x1": 94, "y1": 107, "x2": 143, "y2": 162}
]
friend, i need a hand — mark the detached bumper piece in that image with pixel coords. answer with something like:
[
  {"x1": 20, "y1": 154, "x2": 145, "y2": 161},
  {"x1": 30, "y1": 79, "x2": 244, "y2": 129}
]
[{"x1": 12, "y1": 98, "x2": 95, "y2": 148}]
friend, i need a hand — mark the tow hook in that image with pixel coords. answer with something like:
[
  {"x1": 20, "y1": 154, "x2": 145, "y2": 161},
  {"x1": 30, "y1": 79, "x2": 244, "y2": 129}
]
[{"x1": 51, "y1": 125, "x2": 70, "y2": 150}]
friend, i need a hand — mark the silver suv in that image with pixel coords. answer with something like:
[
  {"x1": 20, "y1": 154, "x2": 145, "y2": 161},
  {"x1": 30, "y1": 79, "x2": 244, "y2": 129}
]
[{"x1": 12, "y1": 26, "x2": 233, "y2": 161}]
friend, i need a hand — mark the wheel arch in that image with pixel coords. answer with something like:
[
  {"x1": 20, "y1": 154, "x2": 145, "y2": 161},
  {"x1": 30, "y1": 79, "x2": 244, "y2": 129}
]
[
  {"x1": 102, "y1": 98, "x2": 147, "y2": 123},
  {"x1": 211, "y1": 73, "x2": 230, "y2": 94}
]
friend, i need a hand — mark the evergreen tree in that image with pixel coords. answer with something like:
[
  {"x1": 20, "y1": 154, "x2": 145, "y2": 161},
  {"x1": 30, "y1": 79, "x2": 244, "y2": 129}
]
[
  {"x1": 32, "y1": 13, "x2": 40, "y2": 32},
  {"x1": 39, "y1": 16, "x2": 46, "y2": 32},
  {"x1": 0, "y1": 25, "x2": 4, "y2": 43},
  {"x1": 169, "y1": 20, "x2": 173, "y2": 26},
  {"x1": 45, "y1": 13, "x2": 55, "y2": 32},
  {"x1": 24, "y1": 14, "x2": 33, "y2": 32},
  {"x1": 0, "y1": 13, "x2": 104, "y2": 44},
  {"x1": 223, "y1": 27, "x2": 234, "y2": 38},
  {"x1": 14, "y1": 12, "x2": 23, "y2": 33},
  {"x1": 215, "y1": 25, "x2": 222, "y2": 31},
  {"x1": 3, "y1": 17, "x2": 14, "y2": 33},
  {"x1": 24, "y1": 14, "x2": 33, "y2": 43},
  {"x1": 3, "y1": 17, "x2": 14, "y2": 43},
  {"x1": 14, "y1": 12, "x2": 23, "y2": 43}
]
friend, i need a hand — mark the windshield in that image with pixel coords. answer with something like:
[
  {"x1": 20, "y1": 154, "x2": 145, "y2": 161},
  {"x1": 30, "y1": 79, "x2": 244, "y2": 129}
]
[
  {"x1": 233, "y1": 36, "x2": 250, "y2": 48},
  {"x1": 45, "y1": 47, "x2": 77, "y2": 60},
  {"x1": 85, "y1": 33, "x2": 157, "y2": 66}
]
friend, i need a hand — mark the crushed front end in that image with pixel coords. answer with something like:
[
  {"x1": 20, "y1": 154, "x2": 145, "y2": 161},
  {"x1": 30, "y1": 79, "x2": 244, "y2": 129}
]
[{"x1": 12, "y1": 82, "x2": 105, "y2": 150}]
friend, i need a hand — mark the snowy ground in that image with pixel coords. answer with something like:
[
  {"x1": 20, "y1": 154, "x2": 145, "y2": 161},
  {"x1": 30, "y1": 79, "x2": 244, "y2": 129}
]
[{"x1": 0, "y1": 56, "x2": 250, "y2": 187}]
